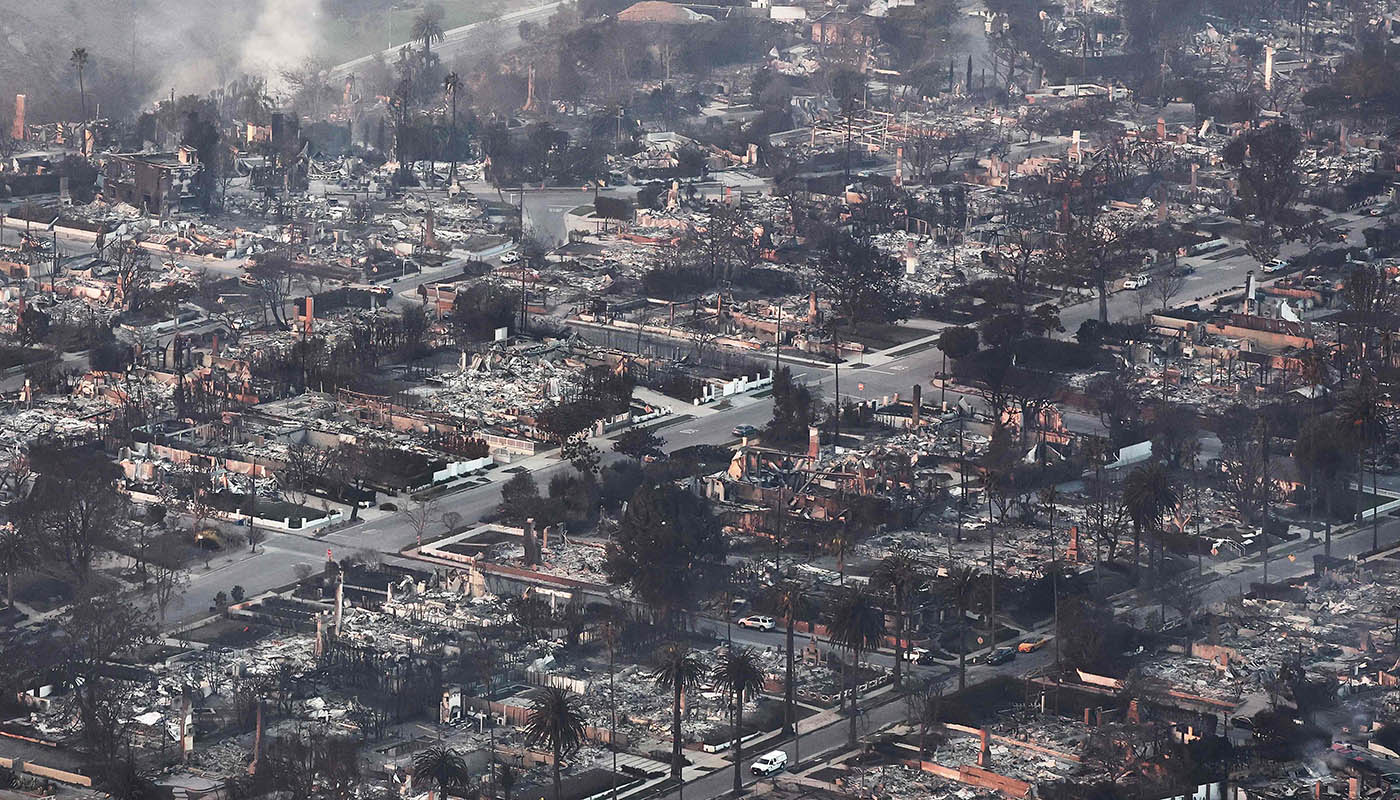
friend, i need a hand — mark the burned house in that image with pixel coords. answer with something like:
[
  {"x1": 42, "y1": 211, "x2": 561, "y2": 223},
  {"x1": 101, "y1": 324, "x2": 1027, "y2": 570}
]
[{"x1": 99, "y1": 149, "x2": 201, "y2": 215}]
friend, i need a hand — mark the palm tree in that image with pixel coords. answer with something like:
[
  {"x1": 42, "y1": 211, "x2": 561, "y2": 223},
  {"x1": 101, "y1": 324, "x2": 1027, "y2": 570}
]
[
  {"x1": 411, "y1": 744, "x2": 468, "y2": 800},
  {"x1": 649, "y1": 642, "x2": 705, "y2": 782},
  {"x1": 443, "y1": 72, "x2": 463, "y2": 186},
  {"x1": 768, "y1": 580, "x2": 813, "y2": 738},
  {"x1": 70, "y1": 48, "x2": 90, "y2": 123},
  {"x1": 710, "y1": 648, "x2": 766, "y2": 795},
  {"x1": 412, "y1": 6, "x2": 447, "y2": 63},
  {"x1": 523, "y1": 686, "x2": 586, "y2": 800},
  {"x1": 942, "y1": 565, "x2": 979, "y2": 690},
  {"x1": 1339, "y1": 372, "x2": 1388, "y2": 550},
  {"x1": 870, "y1": 551, "x2": 923, "y2": 689},
  {"x1": 826, "y1": 587, "x2": 885, "y2": 747},
  {"x1": 1124, "y1": 462, "x2": 1178, "y2": 583}
]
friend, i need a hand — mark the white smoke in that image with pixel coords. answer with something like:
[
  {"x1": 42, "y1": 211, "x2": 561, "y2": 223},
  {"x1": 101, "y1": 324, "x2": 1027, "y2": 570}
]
[
  {"x1": 134, "y1": 0, "x2": 326, "y2": 104},
  {"x1": 238, "y1": 0, "x2": 327, "y2": 93}
]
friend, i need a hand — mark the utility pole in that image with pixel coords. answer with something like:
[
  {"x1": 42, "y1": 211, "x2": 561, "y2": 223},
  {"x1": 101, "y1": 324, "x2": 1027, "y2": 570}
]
[
  {"x1": 1261, "y1": 420, "x2": 1271, "y2": 589},
  {"x1": 607, "y1": 608, "x2": 619, "y2": 800},
  {"x1": 831, "y1": 323, "x2": 841, "y2": 453},
  {"x1": 249, "y1": 456, "x2": 259, "y2": 554},
  {"x1": 987, "y1": 483, "x2": 996, "y2": 656},
  {"x1": 954, "y1": 410, "x2": 965, "y2": 561},
  {"x1": 518, "y1": 185, "x2": 527, "y2": 334},
  {"x1": 1048, "y1": 486, "x2": 1060, "y2": 672}
]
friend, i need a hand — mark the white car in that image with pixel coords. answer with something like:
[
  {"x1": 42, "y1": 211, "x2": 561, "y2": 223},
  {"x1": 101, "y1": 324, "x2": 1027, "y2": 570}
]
[
  {"x1": 1262, "y1": 258, "x2": 1288, "y2": 273},
  {"x1": 737, "y1": 615, "x2": 776, "y2": 631},
  {"x1": 751, "y1": 750, "x2": 788, "y2": 776},
  {"x1": 500, "y1": 251, "x2": 521, "y2": 264},
  {"x1": 1122, "y1": 274, "x2": 1150, "y2": 290}
]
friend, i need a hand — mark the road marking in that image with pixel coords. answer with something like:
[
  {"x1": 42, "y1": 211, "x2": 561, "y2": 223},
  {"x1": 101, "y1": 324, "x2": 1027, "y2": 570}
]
[
  {"x1": 679, "y1": 429, "x2": 698, "y2": 434},
  {"x1": 888, "y1": 365, "x2": 908, "y2": 371}
]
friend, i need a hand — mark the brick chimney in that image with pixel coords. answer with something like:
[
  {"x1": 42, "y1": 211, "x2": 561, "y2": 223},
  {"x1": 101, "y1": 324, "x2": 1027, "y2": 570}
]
[
  {"x1": 423, "y1": 208, "x2": 437, "y2": 250},
  {"x1": 304, "y1": 296, "x2": 314, "y2": 335},
  {"x1": 248, "y1": 701, "x2": 263, "y2": 775},
  {"x1": 807, "y1": 426, "x2": 820, "y2": 460},
  {"x1": 1350, "y1": 777, "x2": 1360, "y2": 799},
  {"x1": 977, "y1": 729, "x2": 991, "y2": 766},
  {"x1": 911, "y1": 384, "x2": 921, "y2": 427},
  {"x1": 12, "y1": 95, "x2": 24, "y2": 140},
  {"x1": 523, "y1": 518, "x2": 539, "y2": 566}
]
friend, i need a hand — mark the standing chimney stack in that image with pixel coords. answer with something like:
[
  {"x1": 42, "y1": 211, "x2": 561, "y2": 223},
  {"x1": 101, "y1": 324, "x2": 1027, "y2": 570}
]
[{"x1": 12, "y1": 95, "x2": 24, "y2": 140}]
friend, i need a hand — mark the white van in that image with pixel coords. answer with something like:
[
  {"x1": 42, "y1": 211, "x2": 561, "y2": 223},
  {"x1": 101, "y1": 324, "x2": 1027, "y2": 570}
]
[
  {"x1": 1189, "y1": 237, "x2": 1229, "y2": 256},
  {"x1": 1122, "y1": 273, "x2": 1150, "y2": 290},
  {"x1": 751, "y1": 750, "x2": 788, "y2": 776}
]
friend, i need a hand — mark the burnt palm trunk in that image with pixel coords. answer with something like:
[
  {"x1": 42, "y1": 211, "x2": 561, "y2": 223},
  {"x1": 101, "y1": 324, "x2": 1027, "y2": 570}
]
[
  {"x1": 731, "y1": 688, "x2": 744, "y2": 795},
  {"x1": 553, "y1": 738, "x2": 562, "y2": 800},
  {"x1": 847, "y1": 650, "x2": 861, "y2": 747},
  {"x1": 784, "y1": 612, "x2": 795, "y2": 735},
  {"x1": 957, "y1": 603, "x2": 967, "y2": 690},
  {"x1": 891, "y1": 594, "x2": 904, "y2": 689},
  {"x1": 671, "y1": 683, "x2": 684, "y2": 780}
]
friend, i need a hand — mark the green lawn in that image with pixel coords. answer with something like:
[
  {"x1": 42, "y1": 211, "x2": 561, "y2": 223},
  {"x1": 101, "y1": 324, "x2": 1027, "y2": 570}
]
[
  {"x1": 321, "y1": 0, "x2": 508, "y2": 64},
  {"x1": 840, "y1": 322, "x2": 927, "y2": 353}
]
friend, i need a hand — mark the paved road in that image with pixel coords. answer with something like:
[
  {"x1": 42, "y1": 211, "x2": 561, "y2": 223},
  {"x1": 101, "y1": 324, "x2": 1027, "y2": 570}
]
[
  {"x1": 165, "y1": 396, "x2": 777, "y2": 626},
  {"x1": 155, "y1": 204, "x2": 1383, "y2": 626},
  {"x1": 652, "y1": 643, "x2": 1054, "y2": 800},
  {"x1": 1058, "y1": 207, "x2": 1378, "y2": 337},
  {"x1": 328, "y1": 2, "x2": 566, "y2": 79}
]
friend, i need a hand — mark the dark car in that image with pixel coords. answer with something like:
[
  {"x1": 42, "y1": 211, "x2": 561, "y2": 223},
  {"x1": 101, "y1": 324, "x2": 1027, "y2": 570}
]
[
  {"x1": 732, "y1": 424, "x2": 759, "y2": 438},
  {"x1": 915, "y1": 650, "x2": 939, "y2": 665},
  {"x1": 985, "y1": 647, "x2": 1016, "y2": 666}
]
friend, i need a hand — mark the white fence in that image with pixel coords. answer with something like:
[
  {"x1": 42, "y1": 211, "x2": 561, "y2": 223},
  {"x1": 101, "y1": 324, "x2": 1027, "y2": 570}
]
[{"x1": 694, "y1": 371, "x2": 774, "y2": 406}]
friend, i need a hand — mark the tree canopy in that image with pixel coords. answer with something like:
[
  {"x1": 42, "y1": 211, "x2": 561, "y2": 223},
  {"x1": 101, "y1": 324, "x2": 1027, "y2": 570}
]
[{"x1": 605, "y1": 482, "x2": 726, "y2": 621}]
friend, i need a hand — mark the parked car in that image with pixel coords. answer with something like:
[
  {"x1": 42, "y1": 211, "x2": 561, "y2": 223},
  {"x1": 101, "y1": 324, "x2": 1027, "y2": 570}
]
[
  {"x1": 751, "y1": 750, "x2": 789, "y2": 776},
  {"x1": 903, "y1": 647, "x2": 931, "y2": 662},
  {"x1": 1371, "y1": 207, "x2": 1388, "y2": 217},
  {"x1": 1262, "y1": 258, "x2": 1288, "y2": 273},
  {"x1": 1018, "y1": 637, "x2": 1050, "y2": 653},
  {"x1": 915, "y1": 650, "x2": 940, "y2": 665},
  {"x1": 985, "y1": 647, "x2": 1016, "y2": 665},
  {"x1": 500, "y1": 250, "x2": 521, "y2": 264},
  {"x1": 1188, "y1": 237, "x2": 1229, "y2": 255},
  {"x1": 1122, "y1": 273, "x2": 1150, "y2": 290},
  {"x1": 738, "y1": 615, "x2": 776, "y2": 631},
  {"x1": 732, "y1": 424, "x2": 759, "y2": 438}
]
